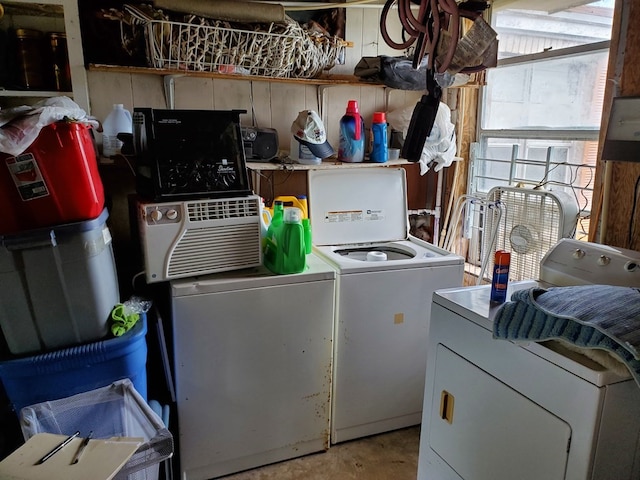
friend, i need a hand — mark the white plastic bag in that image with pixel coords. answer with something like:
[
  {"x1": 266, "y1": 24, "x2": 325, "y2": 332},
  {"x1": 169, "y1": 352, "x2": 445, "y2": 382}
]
[
  {"x1": 386, "y1": 101, "x2": 459, "y2": 175},
  {"x1": 0, "y1": 96, "x2": 97, "y2": 156}
]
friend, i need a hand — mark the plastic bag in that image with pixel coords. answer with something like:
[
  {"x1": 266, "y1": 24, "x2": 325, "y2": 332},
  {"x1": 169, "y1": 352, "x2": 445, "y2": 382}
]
[
  {"x1": 0, "y1": 96, "x2": 97, "y2": 156},
  {"x1": 354, "y1": 55, "x2": 471, "y2": 91},
  {"x1": 387, "y1": 101, "x2": 459, "y2": 175},
  {"x1": 354, "y1": 55, "x2": 430, "y2": 90}
]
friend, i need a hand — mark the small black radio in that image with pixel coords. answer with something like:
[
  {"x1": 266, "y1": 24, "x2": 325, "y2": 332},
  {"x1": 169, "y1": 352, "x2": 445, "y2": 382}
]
[
  {"x1": 133, "y1": 108, "x2": 253, "y2": 201},
  {"x1": 241, "y1": 127, "x2": 279, "y2": 162}
]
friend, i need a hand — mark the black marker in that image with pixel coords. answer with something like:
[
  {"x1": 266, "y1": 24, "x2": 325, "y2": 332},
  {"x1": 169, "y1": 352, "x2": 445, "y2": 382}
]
[
  {"x1": 35, "y1": 431, "x2": 80, "y2": 465},
  {"x1": 71, "y1": 430, "x2": 93, "y2": 464}
]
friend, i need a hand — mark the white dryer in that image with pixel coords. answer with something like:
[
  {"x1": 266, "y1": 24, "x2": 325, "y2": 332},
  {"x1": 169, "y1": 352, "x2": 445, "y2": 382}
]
[
  {"x1": 309, "y1": 168, "x2": 464, "y2": 444},
  {"x1": 418, "y1": 239, "x2": 640, "y2": 480}
]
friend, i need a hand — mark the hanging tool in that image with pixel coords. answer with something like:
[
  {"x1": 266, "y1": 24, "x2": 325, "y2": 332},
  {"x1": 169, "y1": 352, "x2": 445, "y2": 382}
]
[
  {"x1": 380, "y1": 0, "x2": 489, "y2": 161},
  {"x1": 380, "y1": 0, "x2": 488, "y2": 73}
]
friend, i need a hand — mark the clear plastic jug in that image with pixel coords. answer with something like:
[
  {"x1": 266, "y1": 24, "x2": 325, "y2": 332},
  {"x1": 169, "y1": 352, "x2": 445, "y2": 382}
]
[{"x1": 102, "y1": 104, "x2": 132, "y2": 158}]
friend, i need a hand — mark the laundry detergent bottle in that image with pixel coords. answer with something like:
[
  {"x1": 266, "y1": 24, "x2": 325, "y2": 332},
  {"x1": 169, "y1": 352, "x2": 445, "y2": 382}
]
[
  {"x1": 338, "y1": 100, "x2": 365, "y2": 163},
  {"x1": 263, "y1": 206, "x2": 306, "y2": 274},
  {"x1": 370, "y1": 111, "x2": 388, "y2": 163}
]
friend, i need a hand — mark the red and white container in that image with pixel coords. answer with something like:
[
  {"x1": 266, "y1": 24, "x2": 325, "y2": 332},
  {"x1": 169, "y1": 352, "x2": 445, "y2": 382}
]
[{"x1": 0, "y1": 121, "x2": 104, "y2": 235}]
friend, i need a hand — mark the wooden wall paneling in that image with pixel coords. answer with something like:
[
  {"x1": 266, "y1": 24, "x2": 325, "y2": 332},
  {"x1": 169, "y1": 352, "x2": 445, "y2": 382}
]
[
  {"x1": 439, "y1": 87, "x2": 477, "y2": 250},
  {"x1": 87, "y1": 71, "x2": 134, "y2": 125},
  {"x1": 335, "y1": 7, "x2": 364, "y2": 76},
  {"x1": 358, "y1": 85, "x2": 381, "y2": 126},
  {"x1": 361, "y1": 9, "x2": 381, "y2": 58},
  {"x1": 130, "y1": 73, "x2": 165, "y2": 109},
  {"x1": 304, "y1": 84, "x2": 320, "y2": 112},
  {"x1": 375, "y1": 4, "x2": 406, "y2": 57},
  {"x1": 211, "y1": 78, "x2": 254, "y2": 125},
  {"x1": 268, "y1": 82, "x2": 307, "y2": 150},
  {"x1": 589, "y1": 0, "x2": 625, "y2": 244},
  {"x1": 604, "y1": 0, "x2": 640, "y2": 250},
  {"x1": 248, "y1": 80, "x2": 273, "y2": 128},
  {"x1": 174, "y1": 77, "x2": 214, "y2": 110}
]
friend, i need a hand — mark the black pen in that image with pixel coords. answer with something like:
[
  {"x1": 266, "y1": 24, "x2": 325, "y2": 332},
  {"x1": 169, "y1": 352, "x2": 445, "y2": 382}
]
[
  {"x1": 71, "y1": 430, "x2": 93, "y2": 465},
  {"x1": 35, "y1": 431, "x2": 80, "y2": 465}
]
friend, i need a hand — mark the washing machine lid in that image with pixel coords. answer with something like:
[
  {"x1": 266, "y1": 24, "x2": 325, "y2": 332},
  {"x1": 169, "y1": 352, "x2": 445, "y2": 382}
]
[{"x1": 308, "y1": 168, "x2": 408, "y2": 246}]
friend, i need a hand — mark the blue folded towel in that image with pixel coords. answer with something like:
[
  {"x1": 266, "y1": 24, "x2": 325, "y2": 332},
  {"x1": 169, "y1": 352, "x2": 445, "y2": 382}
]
[{"x1": 493, "y1": 285, "x2": 640, "y2": 387}]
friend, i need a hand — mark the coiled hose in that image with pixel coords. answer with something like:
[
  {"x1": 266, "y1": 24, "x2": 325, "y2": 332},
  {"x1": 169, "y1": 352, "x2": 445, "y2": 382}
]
[{"x1": 380, "y1": 0, "x2": 487, "y2": 73}]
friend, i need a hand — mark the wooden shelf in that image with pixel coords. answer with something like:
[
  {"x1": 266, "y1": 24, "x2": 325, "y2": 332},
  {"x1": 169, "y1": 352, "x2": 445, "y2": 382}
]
[
  {"x1": 247, "y1": 158, "x2": 412, "y2": 171},
  {"x1": 0, "y1": 89, "x2": 72, "y2": 97},
  {"x1": 88, "y1": 64, "x2": 380, "y2": 87}
]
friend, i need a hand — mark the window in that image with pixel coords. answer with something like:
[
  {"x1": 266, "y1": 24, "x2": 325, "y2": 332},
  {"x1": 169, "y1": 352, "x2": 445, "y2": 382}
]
[{"x1": 470, "y1": 1, "x2": 614, "y2": 242}]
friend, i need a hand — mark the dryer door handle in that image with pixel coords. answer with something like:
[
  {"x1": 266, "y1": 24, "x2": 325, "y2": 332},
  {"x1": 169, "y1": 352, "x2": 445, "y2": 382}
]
[{"x1": 440, "y1": 390, "x2": 455, "y2": 424}]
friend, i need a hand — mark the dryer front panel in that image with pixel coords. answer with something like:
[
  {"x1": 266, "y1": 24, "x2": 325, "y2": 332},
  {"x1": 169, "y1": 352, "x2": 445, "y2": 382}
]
[{"x1": 429, "y1": 344, "x2": 570, "y2": 480}]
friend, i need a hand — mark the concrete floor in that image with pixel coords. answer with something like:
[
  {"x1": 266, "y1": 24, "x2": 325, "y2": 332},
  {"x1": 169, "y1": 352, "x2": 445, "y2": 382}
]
[{"x1": 218, "y1": 426, "x2": 421, "y2": 480}]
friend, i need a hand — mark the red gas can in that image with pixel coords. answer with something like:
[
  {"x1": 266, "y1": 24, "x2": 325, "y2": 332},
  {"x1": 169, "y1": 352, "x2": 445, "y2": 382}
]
[{"x1": 0, "y1": 121, "x2": 104, "y2": 235}]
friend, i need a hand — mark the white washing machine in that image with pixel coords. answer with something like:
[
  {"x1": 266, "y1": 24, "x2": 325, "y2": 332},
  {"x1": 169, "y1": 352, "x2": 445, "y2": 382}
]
[
  {"x1": 418, "y1": 239, "x2": 640, "y2": 480},
  {"x1": 171, "y1": 254, "x2": 336, "y2": 480},
  {"x1": 308, "y1": 168, "x2": 464, "y2": 444}
]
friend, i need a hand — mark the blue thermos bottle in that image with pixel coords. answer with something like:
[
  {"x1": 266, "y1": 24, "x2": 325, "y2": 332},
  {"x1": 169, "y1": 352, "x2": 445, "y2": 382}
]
[
  {"x1": 490, "y1": 250, "x2": 511, "y2": 304},
  {"x1": 370, "y1": 111, "x2": 388, "y2": 163},
  {"x1": 338, "y1": 100, "x2": 365, "y2": 163}
]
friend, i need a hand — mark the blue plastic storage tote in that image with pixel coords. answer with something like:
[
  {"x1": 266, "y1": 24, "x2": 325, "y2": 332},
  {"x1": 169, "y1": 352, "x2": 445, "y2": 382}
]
[{"x1": 0, "y1": 314, "x2": 147, "y2": 412}]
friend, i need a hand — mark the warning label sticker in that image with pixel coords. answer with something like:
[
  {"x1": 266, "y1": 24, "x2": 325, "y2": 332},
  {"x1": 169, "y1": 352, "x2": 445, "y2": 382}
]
[
  {"x1": 324, "y1": 209, "x2": 385, "y2": 223},
  {"x1": 5, "y1": 153, "x2": 49, "y2": 201}
]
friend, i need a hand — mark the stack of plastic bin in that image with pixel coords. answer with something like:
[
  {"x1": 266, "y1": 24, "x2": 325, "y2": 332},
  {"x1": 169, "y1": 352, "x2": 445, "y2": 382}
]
[
  {"x1": 0, "y1": 119, "x2": 143, "y2": 413},
  {"x1": 0, "y1": 314, "x2": 148, "y2": 413},
  {"x1": 20, "y1": 379, "x2": 173, "y2": 480},
  {"x1": 0, "y1": 119, "x2": 117, "y2": 357}
]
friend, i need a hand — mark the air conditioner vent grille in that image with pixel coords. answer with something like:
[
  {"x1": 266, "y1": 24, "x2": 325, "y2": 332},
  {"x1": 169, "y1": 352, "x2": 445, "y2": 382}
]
[
  {"x1": 187, "y1": 197, "x2": 260, "y2": 222},
  {"x1": 167, "y1": 223, "x2": 261, "y2": 278}
]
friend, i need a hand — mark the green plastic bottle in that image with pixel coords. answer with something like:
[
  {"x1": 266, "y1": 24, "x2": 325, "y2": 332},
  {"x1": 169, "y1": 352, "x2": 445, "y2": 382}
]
[{"x1": 264, "y1": 206, "x2": 306, "y2": 274}]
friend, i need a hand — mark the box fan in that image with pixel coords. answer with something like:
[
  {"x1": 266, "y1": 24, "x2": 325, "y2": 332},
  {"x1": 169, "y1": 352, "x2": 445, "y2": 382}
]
[{"x1": 484, "y1": 186, "x2": 579, "y2": 282}]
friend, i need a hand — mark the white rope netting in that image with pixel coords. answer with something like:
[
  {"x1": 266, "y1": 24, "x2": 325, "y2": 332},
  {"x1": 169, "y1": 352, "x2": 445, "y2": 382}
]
[{"x1": 125, "y1": 5, "x2": 344, "y2": 79}]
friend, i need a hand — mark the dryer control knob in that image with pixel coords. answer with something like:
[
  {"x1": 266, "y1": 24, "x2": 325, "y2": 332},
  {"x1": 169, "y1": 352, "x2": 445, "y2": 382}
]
[
  {"x1": 597, "y1": 255, "x2": 611, "y2": 266},
  {"x1": 150, "y1": 209, "x2": 163, "y2": 222},
  {"x1": 572, "y1": 249, "x2": 585, "y2": 259}
]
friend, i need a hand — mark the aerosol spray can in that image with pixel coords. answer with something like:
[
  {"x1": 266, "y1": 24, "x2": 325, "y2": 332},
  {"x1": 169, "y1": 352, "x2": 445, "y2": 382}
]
[{"x1": 490, "y1": 250, "x2": 511, "y2": 304}]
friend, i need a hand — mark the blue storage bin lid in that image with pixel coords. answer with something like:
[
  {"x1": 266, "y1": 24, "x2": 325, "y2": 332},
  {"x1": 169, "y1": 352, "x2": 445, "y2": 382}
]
[{"x1": 0, "y1": 208, "x2": 109, "y2": 248}]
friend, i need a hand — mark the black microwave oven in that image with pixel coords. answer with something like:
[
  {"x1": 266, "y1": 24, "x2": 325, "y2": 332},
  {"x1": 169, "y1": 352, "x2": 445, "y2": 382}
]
[{"x1": 132, "y1": 108, "x2": 252, "y2": 201}]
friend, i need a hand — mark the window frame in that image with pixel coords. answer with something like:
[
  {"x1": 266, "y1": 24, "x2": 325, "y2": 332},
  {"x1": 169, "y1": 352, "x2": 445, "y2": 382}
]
[{"x1": 471, "y1": 20, "x2": 611, "y2": 231}]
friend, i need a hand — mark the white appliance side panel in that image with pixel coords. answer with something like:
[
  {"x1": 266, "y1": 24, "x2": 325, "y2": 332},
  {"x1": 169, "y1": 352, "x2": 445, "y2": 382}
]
[
  {"x1": 429, "y1": 344, "x2": 571, "y2": 480},
  {"x1": 418, "y1": 302, "x2": 629, "y2": 480},
  {"x1": 172, "y1": 278, "x2": 335, "y2": 480},
  {"x1": 331, "y1": 264, "x2": 462, "y2": 443},
  {"x1": 592, "y1": 380, "x2": 640, "y2": 479}
]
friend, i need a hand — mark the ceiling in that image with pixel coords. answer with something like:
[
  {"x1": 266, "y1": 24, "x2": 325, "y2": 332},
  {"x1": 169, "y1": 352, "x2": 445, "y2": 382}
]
[{"x1": 492, "y1": 0, "x2": 595, "y2": 14}]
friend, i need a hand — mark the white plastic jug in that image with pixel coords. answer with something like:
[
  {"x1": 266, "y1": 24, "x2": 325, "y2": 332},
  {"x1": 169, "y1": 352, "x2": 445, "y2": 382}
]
[{"x1": 102, "y1": 104, "x2": 132, "y2": 158}]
